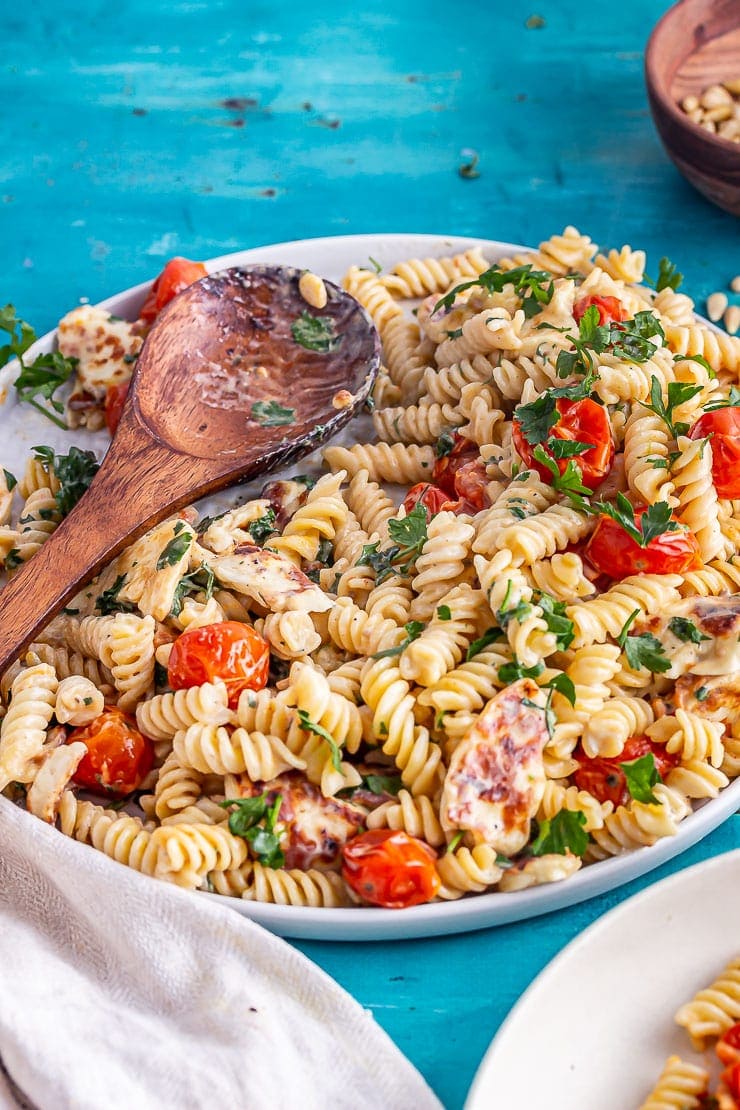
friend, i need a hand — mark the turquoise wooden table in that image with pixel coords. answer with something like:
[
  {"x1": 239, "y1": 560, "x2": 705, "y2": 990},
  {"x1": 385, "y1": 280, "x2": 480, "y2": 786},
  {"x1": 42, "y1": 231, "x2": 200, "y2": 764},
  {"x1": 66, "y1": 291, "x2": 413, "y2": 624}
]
[{"x1": 2, "y1": 0, "x2": 739, "y2": 1105}]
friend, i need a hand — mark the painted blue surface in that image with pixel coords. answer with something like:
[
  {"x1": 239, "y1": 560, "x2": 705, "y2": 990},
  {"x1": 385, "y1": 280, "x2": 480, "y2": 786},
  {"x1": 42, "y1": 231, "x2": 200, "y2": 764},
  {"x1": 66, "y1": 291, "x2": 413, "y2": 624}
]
[{"x1": 2, "y1": 1, "x2": 740, "y2": 1106}]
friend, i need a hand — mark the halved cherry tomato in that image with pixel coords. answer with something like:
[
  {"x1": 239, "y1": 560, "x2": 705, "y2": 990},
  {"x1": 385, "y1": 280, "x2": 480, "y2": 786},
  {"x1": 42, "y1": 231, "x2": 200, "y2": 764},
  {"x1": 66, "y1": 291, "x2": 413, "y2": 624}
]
[
  {"x1": 167, "y1": 620, "x2": 269, "y2": 709},
  {"x1": 402, "y1": 483, "x2": 450, "y2": 520},
  {"x1": 69, "y1": 707, "x2": 154, "y2": 795},
  {"x1": 574, "y1": 736, "x2": 679, "y2": 808},
  {"x1": 342, "y1": 828, "x2": 440, "y2": 908},
  {"x1": 585, "y1": 507, "x2": 701, "y2": 579},
  {"x1": 432, "y1": 433, "x2": 478, "y2": 497},
  {"x1": 573, "y1": 294, "x2": 628, "y2": 327},
  {"x1": 139, "y1": 257, "x2": 208, "y2": 324},
  {"x1": 512, "y1": 397, "x2": 614, "y2": 492},
  {"x1": 689, "y1": 407, "x2": 740, "y2": 499},
  {"x1": 104, "y1": 381, "x2": 130, "y2": 436},
  {"x1": 717, "y1": 1023, "x2": 740, "y2": 1067}
]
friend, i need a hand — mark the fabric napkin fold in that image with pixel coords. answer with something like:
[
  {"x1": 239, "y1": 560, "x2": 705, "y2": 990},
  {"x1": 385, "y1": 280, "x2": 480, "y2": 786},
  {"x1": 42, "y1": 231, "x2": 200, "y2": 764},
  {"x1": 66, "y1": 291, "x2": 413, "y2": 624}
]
[{"x1": 0, "y1": 798, "x2": 441, "y2": 1110}]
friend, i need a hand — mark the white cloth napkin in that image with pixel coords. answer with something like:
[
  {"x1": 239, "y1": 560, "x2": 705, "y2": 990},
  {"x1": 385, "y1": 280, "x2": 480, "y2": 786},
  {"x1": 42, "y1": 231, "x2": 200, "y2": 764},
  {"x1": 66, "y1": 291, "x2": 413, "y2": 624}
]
[{"x1": 0, "y1": 798, "x2": 441, "y2": 1110}]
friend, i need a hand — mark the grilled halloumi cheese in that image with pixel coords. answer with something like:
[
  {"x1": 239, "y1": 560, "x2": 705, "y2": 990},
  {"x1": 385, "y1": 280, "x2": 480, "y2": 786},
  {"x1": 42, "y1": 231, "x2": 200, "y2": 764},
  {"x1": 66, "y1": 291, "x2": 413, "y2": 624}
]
[
  {"x1": 207, "y1": 543, "x2": 332, "y2": 613},
  {"x1": 636, "y1": 595, "x2": 740, "y2": 679},
  {"x1": 440, "y1": 679, "x2": 548, "y2": 856}
]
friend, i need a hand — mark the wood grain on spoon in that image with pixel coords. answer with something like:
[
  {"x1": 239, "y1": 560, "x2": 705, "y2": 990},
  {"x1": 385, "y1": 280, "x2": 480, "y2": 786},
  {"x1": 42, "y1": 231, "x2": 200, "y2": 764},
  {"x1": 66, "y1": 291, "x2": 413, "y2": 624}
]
[{"x1": 0, "y1": 265, "x2": 380, "y2": 673}]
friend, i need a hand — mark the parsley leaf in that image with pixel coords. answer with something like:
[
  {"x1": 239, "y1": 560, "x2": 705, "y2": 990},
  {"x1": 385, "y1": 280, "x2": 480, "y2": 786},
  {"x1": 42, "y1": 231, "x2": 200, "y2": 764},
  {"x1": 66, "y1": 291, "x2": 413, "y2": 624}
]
[
  {"x1": 668, "y1": 616, "x2": 710, "y2": 644},
  {"x1": 156, "y1": 528, "x2": 192, "y2": 570},
  {"x1": 514, "y1": 393, "x2": 558, "y2": 445},
  {"x1": 466, "y1": 626, "x2": 503, "y2": 661},
  {"x1": 705, "y1": 385, "x2": 740, "y2": 411},
  {"x1": 497, "y1": 659, "x2": 544, "y2": 684},
  {"x1": 536, "y1": 591, "x2": 575, "y2": 650},
  {"x1": 371, "y1": 620, "x2": 425, "y2": 660},
  {"x1": 387, "y1": 503, "x2": 429, "y2": 573},
  {"x1": 250, "y1": 400, "x2": 296, "y2": 427},
  {"x1": 531, "y1": 810, "x2": 589, "y2": 857},
  {"x1": 639, "y1": 375, "x2": 703, "y2": 438},
  {"x1": 594, "y1": 492, "x2": 680, "y2": 548},
  {"x1": 3, "y1": 469, "x2": 16, "y2": 491},
  {"x1": 544, "y1": 672, "x2": 577, "y2": 706},
  {"x1": 623, "y1": 631, "x2": 672, "y2": 674},
  {"x1": 433, "y1": 263, "x2": 553, "y2": 317},
  {"x1": 296, "y1": 709, "x2": 343, "y2": 771},
  {"x1": 219, "y1": 794, "x2": 285, "y2": 868},
  {"x1": 0, "y1": 306, "x2": 78, "y2": 429},
  {"x1": 33, "y1": 445, "x2": 100, "y2": 517},
  {"x1": 434, "y1": 430, "x2": 456, "y2": 458},
  {"x1": 357, "y1": 540, "x2": 399, "y2": 584},
  {"x1": 674, "y1": 352, "x2": 715, "y2": 378},
  {"x1": 248, "y1": 508, "x2": 277, "y2": 544},
  {"x1": 437, "y1": 604, "x2": 452, "y2": 621},
  {"x1": 532, "y1": 446, "x2": 593, "y2": 500},
  {"x1": 620, "y1": 753, "x2": 661, "y2": 804},
  {"x1": 291, "y1": 311, "x2": 342, "y2": 353},
  {"x1": 649, "y1": 257, "x2": 683, "y2": 293},
  {"x1": 362, "y1": 773, "x2": 403, "y2": 796},
  {"x1": 169, "y1": 563, "x2": 215, "y2": 618},
  {"x1": 95, "y1": 573, "x2": 136, "y2": 616}
]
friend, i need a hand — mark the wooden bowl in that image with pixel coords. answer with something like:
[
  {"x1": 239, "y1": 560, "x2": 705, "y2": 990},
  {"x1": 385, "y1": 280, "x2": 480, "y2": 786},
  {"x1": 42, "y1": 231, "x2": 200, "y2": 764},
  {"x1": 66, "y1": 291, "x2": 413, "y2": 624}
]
[{"x1": 645, "y1": 0, "x2": 740, "y2": 216}]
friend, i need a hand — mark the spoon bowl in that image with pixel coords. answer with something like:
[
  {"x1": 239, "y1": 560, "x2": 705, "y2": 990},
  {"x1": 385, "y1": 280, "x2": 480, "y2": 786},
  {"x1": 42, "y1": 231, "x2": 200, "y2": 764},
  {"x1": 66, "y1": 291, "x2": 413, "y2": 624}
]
[{"x1": 0, "y1": 264, "x2": 380, "y2": 672}]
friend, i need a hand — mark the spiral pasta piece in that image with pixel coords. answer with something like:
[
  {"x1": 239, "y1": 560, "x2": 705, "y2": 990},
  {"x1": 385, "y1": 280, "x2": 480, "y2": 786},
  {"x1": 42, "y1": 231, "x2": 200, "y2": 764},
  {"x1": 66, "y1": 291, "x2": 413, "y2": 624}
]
[
  {"x1": 346, "y1": 470, "x2": 397, "y2": 539},
  {"x1": 372, "y1": 401, "x2": 462, "y2": 445},
  {"x1": 435, "y1": 844, "x2": 503, "y2": 899},
  {"x1": 671, "y1": 436, "x2": 724, "y2": 562},
  {"x1": 153, "y1": 751, "x2": 206, "y2": 821},
  {"x1": 400, "y1": 584, "x2": 481, "y2": 686},
  {"x1": 410, "y1": 511, "x2": 475, "y2": 622},
  {"x1": 0, "y1": 662, "x2": 58, "y2": 787},
  {"x1": 587, "y1": 784, "x2": 691, "y2": 860},
  {"x1": 54, "y1": 675, "x2": 104, "y2": 725},
  {"x1": 647, "y1": 710, "x2": 725, "y2": 768},
  {"x1": 537, "y1": 781, "x2": 612, "y2": 832},
  {"x1": 152, "y1": 822, "x2": 247, "y2": 888},
  {"x1": 58, "y1": 792, "x2": 160, "y2": 876},
  {"x1": 323, "y1": 442, "x2": 434, "y2": 484},
  {"x1": 639, "y1": 1055, "x2": 709, "y2": 1110},
  {"x1": 241, "y1": 861, "x2": 350, "y2": 907},
  {"x1": 379, "y1": 247, "x2": 489, "y2": 298},
  {"x1": 366, "y1": 789, "x2": 445, "y2": 846},
  {"x1": 267, "y1": 471, "x2": 347, "y2": 564},
  {"x1": 135, "y1": 681, "x2": 231, "y2": 741},
  {"x1": 567, "y1": 575, "x2": 682, "y2": 648},
  {"x1": 675, "y1": 957, "x2": 740, "y2": 1049},
  {"x1": 664, "y1": 321, "x2": 740, "y2": 375},
  {"x1": 581, "y1": 696, "x2": 656, "y2": 759},
  {"x1": 174, "y1": 723, "x2": 306, "y2": 778},
  {"x1": 623, "y1": 408, "x2": 676, "y2": 505}
]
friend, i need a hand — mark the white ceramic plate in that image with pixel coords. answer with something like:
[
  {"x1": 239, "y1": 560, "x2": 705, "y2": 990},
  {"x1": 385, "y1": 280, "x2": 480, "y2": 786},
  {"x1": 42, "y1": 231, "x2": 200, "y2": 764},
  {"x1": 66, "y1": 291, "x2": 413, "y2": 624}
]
[
  {"x1": 466, "y1": 848, "x2": 740, "y2": 1108},
  {"x1": 4, "y1": 233, "x2": 739, "y2": 941}
]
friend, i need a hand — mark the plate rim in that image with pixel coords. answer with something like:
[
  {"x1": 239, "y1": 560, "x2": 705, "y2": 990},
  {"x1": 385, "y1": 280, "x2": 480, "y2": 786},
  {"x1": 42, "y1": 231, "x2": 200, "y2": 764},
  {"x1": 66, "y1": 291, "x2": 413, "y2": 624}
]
[
  {"x1": 464, "y1": 846, "x2": 740, "y2": 1108},
  {"x1": 9, "y1": 230, "x2": 739, "y2": 941}
]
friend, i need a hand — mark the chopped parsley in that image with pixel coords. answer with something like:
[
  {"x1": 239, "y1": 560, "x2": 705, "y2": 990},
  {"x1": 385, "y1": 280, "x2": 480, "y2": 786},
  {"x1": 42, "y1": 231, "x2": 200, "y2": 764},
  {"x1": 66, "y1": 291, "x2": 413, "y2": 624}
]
[
  {"x1": 296, "y1": 710, "x2": 343, "y2": 771},
  {"x1": 647, "y1": 256, "x2": 683, "y2": 293},
  {"x1": 466, "y1": 626, "x2": 503, "y2": 661},
  {"x1": 620, "y1": 753, "x2": 661, "y2": 804},
  {"x1": 639, "y1": 375, "x2": 703, "y2": 438},
  {"x1": 248, "y1": 508, "x2": 277, "y2": 544},
  {"x1": 668, "y1": 616, "x2": 710, "y2": 645},
  {"x1": 169, "y1": 563, "x2": 215, "y2": 618},
  {"x1": 95, "y1": 573, "x2": 136, "y2": 616},
  {"x1": 2, "y1": 469, "x2": 16, "y2": 492},
  {"x1": 250, "y1": 400, "x2": 296, "y2": 427},
  {"x1": 433, "y1": 263, "x2": 553, "y2": 318},
  {"x1": 291, "y1": 311, "x2": 342, "y2": 353},
  {"x1": 156, "y1": 528, "x2": 193, "y2": 570},
  {"x1": 32, "y1": 445, "x2": 99, "y2": 517},
  {"x1": 219, "y1": 794, "x2": 284, "y2": 868},
  {"x1": 436, "y1": 604, "x2": 452, "y2": 621},
  {"x1": 371, "y1": 620, "x2": 425, "y2": 660},
  {"x1": 0, "y1": 304, "x2": 78, "y2": 429}
]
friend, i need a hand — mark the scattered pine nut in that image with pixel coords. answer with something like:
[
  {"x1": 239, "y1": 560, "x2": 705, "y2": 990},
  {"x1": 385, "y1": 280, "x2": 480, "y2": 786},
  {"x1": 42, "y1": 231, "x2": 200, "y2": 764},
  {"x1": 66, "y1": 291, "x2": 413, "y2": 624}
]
[
  {"x1": 299, "y1": 271, "x2": 328, "y2": 309},
  {"x1": 706, "y1": 291, "x2": 728, "y2": 322},
  {"x1": 731, "y1": 275, "x2": 740, "y2": 294},
  {"x1": 332, "y1": 389, "x2": 353, "y2": 410},
  {"x1": 724, "y1": 305, "x2": 740, "y2": 335}
]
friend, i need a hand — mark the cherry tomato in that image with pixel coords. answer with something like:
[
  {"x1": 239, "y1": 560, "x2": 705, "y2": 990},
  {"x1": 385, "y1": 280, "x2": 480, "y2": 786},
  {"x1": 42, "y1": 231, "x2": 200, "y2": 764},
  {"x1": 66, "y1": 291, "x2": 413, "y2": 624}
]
[
  {"x1": 689, "y1": 407, "x2": 740, "y2": 499},
  {"x1": 402, "y1": 483, "x2": 450, "y2": 520},
  {"x1": 69, "y1": 707, "x2": 154, "y2": 795},
  {"x1": 585, "y1": 507, "x2": 701, "y2": 580},
  {"x1": 721, "y1": 1062, "x2": 740, "y2": 1103},
  {"x1": 342, "y1": 829, "x2": 441, "y2": 908},
  {"x1": 432, "y1": 434, "x2": 478, "y2": 497},
  {"x1": 452, "y1": 458, "x2": 491, "y2": 510},
  {"x1": 513, "y1": 397, "x2": 614, "y2": 492},
  {"x1": 574, "y1": 736, "x2": 679, "y2": 808},
  {"x1": 717, "y1": 1023, "x2": 740, "y2": 1067},
  {"x1": 167, "y1": 620, "x2": 269, "y2": 709},
  {"x1": 104, "y1": 381, "x2": 130, "y2": 435},
  {"x1": 573, "y1": 294, "x2": 628, "y2": 327},
  {"x1": 139, "y1": 257, "x2": 208, "y2": 324}
]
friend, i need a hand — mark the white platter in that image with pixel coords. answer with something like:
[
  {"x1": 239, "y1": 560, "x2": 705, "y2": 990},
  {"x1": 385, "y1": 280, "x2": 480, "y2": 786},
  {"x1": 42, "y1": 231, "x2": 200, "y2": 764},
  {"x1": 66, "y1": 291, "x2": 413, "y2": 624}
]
[
  {"x1": 466, "y1": 848, "x2": 740, "y2": 1109},
  {"x1": 4, "y1": 232, "x2": 740, "y2": 941}
]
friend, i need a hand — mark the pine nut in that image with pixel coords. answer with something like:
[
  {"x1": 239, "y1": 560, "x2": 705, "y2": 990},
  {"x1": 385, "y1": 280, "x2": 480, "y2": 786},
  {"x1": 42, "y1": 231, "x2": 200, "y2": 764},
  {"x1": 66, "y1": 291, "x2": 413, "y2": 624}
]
[
  {"x1": 724, "y1": 306, "x2": 740, "y2": 335},
  {"x1": 706, "y1": 292, "x2": 728, "y2": 322},
  {"x1": 298, "y1": 271, "x2": 328, "y2": 309},
  {"x1": 731, "y1": 276, "x2": 740, "y2": 294}
]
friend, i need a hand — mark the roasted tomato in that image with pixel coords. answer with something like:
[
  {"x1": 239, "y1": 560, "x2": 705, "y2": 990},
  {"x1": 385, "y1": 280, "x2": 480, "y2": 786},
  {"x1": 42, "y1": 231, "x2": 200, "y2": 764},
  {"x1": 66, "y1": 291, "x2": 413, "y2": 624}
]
[
  {"x1": 104, "y1": 381, "x2": 130, "y2": 435},
  {"x1": 720, "y1": 1062, "x2": 740, "y2": 1103},
  {"x1": 689, "y1": 407, "x2": 740, "y2": 499},
  {"x1": 139, "y1": 257, "x2": 208, "y2": 324},
  {"x1": 452, "y1": 458, "x2": 490, "y2": 510},
  {"x1": 573, "y1": 294, "x2": 628, "y2": 327},
  {"x1": 168, "y1": 620, "x2": 269, "y2": 709},
  {"x1": 69, "y1": 707, "x2": 154, "y2": 795},
  {"x1": 574, "y1": 736, "x2": 679, "y2": 808},
  {"x1": 585, "y1": 507, "x2": 701, "y2": 579},
  {"x1": 717, "y1": 1024, "x2": 740, "y2": 1067},
  {"x1": 342, "y1": 829, "x2": 440, "y2": 908},
  {"x1": 402, "y1": 482, "x2": 450, "y2": 519},
  {"x1": 431, "y1": 433, "x2": 479, "y2": 497},
  {"x1": 513, "y1": 397, "x2": 614, "y2": 492}
]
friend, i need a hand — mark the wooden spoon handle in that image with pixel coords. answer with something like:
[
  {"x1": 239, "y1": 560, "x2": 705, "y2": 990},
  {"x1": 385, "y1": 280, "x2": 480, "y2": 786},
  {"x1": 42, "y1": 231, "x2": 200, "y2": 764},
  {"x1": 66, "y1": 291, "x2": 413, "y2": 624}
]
[{"x1": 0, "y1": 428, "x2": 200, "y2": 675}]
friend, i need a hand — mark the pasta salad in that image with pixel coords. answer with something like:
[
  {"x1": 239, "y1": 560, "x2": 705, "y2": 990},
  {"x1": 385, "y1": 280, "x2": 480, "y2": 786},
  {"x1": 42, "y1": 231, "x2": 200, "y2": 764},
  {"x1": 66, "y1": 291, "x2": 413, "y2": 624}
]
[{"x1": 1, "y1": 227, "x2": 740, "y2": 910}]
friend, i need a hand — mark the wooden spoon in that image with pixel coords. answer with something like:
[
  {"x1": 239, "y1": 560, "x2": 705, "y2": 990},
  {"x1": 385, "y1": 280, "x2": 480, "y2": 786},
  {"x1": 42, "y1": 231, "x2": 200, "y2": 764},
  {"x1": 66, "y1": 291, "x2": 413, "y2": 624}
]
[{"x1": 0, "y1": 265, "x2": 380, "y2": 672}]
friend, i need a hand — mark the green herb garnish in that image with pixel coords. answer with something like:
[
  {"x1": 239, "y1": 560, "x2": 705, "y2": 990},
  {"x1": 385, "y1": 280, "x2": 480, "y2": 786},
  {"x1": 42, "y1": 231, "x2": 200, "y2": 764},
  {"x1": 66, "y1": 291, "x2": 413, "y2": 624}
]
[
  {"x1": 531, "y1": 810, "x2": 589, "y2": 857},
  {"x1": 250, "y1": 400, "x2": 296, "y2": 427},
  {"x1": 291, "y1": 311, "x2": 342, "y2": 353},
  {"x1": 620, "y1": 753, "x2": 661, "y2": 804},
  {"x1": 219, "y1": 794, "x2": 285, "y2": 868},
  {"x1": 0, "y1": 305, "x2": 78, "y2": 429},
  {"x1": 668, "y1": 616, "x2": 710, "y2": 645}
]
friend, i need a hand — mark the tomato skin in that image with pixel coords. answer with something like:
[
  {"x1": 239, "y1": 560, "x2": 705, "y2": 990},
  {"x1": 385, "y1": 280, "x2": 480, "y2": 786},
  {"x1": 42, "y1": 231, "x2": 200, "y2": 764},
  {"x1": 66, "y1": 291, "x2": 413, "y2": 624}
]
[
  {"x1": 721, "y1": 1062, "x2": 740, "y2": 1101},
  {"x1": 452, "y1": 458, "x2": 490, "y2": 510},
  {"x1": 573, "y1": 294, "x2": 628, "y2": 327},
  {"x1": 431, "y1": 434, "x2": 478, "y2": 497},
  {"x1": 104, "y1": 381, "x2": 130, "y2": 435},
  {"x1": 139, "y1": 257, "x2": 208, "y2": 324},
  {"x1": 585, "y1": 508, "x2": 701, "y2": 579},
  {"x1": 69, "y1": 707, "x2": 154, "y2": 795},
  {"x1": 342, "y1": 829, "x2": 441, "y2": 908},
  {"x1": 717, "y1": 1024, "x2": 740, "y2": 1067},
  {"x1": 574, "y1": 736, "x2": 679, "y2": 808},
  {"x1": 168, "y1": 621, "x2": 269, "y2": 709},
  {"x1": 513, "y1": 398, "x2": 614, "y2": 492},
  {"x1": 402, "y1": 483, "x2": 450, "y2": 520},
  {"x1": 689, "y1": 407, "x2": 740, "y2": 499}
]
